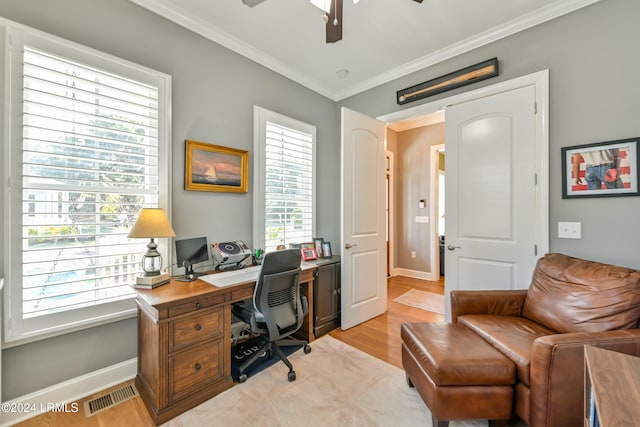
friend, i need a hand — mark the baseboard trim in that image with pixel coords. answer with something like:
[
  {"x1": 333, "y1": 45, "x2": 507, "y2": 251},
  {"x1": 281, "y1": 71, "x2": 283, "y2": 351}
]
[
  {"x1": 0, "y1": 357, "x2": 137, "y2": 427},
  {"x1": 393, "y1": 268, "x2": 438, "y2": 282}
]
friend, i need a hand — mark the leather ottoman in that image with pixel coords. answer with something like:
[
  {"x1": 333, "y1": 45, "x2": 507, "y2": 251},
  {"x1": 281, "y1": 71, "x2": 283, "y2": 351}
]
[{"x1": 401, "y1": 322, "x2": 515, "y2": 427}]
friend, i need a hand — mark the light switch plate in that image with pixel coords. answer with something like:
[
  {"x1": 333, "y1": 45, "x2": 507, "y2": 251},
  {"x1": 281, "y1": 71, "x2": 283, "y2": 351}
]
[
  {"x1": 558, "y1": 222, "x2": 581, "y2": 239},
  {"x1": 415, "y1": 216, "x2": 429, "y2": 223}
]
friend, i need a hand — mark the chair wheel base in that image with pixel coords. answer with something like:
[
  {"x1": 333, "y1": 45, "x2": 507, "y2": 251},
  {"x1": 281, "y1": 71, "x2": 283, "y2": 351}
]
[
  {"x1": 238, "y1": 373, "x2": 248, "y2": 383},
  {"x1": 288, "y1": 370, "x2": 296, "y2": 381},
  {"x1": 304, "y1": 344, "x2": 312, "y2": 354}
]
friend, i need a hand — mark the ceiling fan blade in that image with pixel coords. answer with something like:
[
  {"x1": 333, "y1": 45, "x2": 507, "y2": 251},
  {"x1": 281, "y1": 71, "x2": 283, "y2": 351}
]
[
  {"x1": 241, "y1": 0, "x2": 267, "y2": 7},
  {"x1": 326, "y1": 0, "x2": 343, "y2": 44}
]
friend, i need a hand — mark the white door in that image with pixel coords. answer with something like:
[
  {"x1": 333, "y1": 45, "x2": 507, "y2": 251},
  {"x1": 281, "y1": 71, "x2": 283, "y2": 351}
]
[
  {"x1": 341, "y1": 107, "x2": 387, "y2": 330},
  {"x1": 444, "y1": 85, "x2": 539, "y2": 320}
]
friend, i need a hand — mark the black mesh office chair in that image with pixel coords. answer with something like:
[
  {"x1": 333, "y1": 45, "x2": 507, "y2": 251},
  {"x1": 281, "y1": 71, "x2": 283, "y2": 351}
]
[{"x1": 232, "y1": 249, "x2": 311, "y2": 383}]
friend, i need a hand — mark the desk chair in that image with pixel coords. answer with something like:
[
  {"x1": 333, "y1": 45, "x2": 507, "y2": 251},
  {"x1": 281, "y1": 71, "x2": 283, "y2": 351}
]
[{"x1": 232, "y1": 249, "x2": 311, "y2": 382}]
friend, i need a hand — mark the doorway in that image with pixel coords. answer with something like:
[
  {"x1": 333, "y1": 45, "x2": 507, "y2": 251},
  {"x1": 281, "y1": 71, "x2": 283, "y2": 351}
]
[
  {"x1": 430, "y1": 144, "x2": 445, "y2": 278},
  {"x1": 377, "y1": 70, "x2": 549, "y2": 320},
  {"x1": 386, "y1": 114, "x2": 444, "y2": 281},
  {"x1": 385, "y1": 150, "x2": 394, "y2": 277},
  {"x1": 341, "y1": 71, "x2": 549, "y2": 328}
]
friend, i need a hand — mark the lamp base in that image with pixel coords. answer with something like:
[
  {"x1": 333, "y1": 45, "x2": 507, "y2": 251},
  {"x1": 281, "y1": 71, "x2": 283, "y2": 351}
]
[{"x1": 135, "y1": 273, "x2": 170, "y2": 289}]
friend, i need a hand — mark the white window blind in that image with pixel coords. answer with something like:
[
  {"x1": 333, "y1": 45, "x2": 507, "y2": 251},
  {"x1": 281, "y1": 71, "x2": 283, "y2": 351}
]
[
  {"x1": 5, "y1": 26, "x2": 171, "y2": 342},
  {"x1": 21, "y1": 46, "x2": 158, "y2": 318},
  {"x1": 253, "y1": 107, "x2": 316, "y2": 253}
]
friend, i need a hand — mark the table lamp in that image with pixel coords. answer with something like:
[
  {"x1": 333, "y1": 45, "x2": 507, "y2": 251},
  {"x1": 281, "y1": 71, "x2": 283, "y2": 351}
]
[{"x1": 128, "y1": 208, "x2": 176, "y2": 287}]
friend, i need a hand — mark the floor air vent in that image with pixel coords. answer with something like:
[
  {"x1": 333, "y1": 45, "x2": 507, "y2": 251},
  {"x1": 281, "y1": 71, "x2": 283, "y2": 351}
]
[{"x1": 84, "y1": 383, "x2": 139, "y2": 417}]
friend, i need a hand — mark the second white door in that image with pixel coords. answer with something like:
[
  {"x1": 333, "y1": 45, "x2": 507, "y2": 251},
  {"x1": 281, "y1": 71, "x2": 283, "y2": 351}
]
[{"x1": 444, "y1": 84, "x2": 541, "y2": 319}]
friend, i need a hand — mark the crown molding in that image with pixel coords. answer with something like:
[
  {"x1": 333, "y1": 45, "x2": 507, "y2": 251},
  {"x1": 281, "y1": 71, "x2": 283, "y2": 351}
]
[
  {"x1": 334, "y1": 0, "x2": 601, "y2": 100},
  {"x1": 387, "y1": 110, "x2": 445, "y2": 133},
  {"x1": 128, "y1": 0, "x2": 335, "y2": 98},
  {"x1": 129, "y1": 0, "x2": 600, "y2": 102}
]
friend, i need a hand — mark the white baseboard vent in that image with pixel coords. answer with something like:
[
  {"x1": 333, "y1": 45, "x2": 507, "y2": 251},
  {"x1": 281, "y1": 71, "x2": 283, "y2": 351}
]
[
  {"x1": 0, "y1": 357, "x2": 137, "y2": 427},
  {"x1": 84, "y1": 382, "x2": 138, "y2": 417}
]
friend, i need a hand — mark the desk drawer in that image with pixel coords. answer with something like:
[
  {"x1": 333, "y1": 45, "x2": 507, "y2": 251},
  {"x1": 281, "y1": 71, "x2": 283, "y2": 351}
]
[
  {"x1": 169, "y1": 307, "x2": 223, "y2": 352},
  {"x1": 169, "y1": 339, "x2": 223, "y2": 402},
  {"x1": 231, "y1": 286, "x2": 253, "y2": 302},
  {"x1": 168, "y1": 294, "x2": 225, "y2": 317}
]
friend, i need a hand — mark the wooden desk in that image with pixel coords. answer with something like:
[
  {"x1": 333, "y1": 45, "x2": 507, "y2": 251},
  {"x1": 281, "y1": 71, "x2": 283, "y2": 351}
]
[
  {"x1": 584, "y1": 345, "x2": 640, "y2": 427},
  {"x1": 134, "y1": 266, "x2": 316, "y2": 425}
]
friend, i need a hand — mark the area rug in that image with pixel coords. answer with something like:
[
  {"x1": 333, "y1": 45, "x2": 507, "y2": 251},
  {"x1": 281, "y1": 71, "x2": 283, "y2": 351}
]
[
  {"x1": 393, "y1": 289, "x2": 445, "y2": 314},
  {"x1": 164, "y1": 335, "x2": 488, "y2": 427}
]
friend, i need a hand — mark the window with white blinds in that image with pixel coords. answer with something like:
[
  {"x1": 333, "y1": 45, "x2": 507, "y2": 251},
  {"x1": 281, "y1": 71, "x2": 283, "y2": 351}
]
[
  {"x1": 5, "y1": 26, "x2": 171, "y2": 342},
  {"x1": 253, "y1": 107, "x2": 316, "y2": 252}
]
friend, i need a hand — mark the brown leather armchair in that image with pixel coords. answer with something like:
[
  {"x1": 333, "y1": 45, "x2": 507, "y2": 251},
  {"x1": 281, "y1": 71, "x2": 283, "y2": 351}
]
[{"x1": 451, "y1": 253, "x2": 640, "y2": 427}]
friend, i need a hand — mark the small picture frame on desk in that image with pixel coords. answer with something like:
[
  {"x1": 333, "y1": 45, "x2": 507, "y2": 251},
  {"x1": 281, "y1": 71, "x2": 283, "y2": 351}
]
[
  {"x1": 301, "y1": 247, "x2": 317, "y2": 261},
  {"x1": 321, "y1": 242, "x2": 332, "y2": 258},
  {"x1": 313, "y1": 237, "x2": 324, "y2": 257}
]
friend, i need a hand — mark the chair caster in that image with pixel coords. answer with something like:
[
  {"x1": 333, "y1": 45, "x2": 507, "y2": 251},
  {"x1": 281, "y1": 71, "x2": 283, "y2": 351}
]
[
  {"x1": 288, "y1": 370, "x2": 296, "y2": 382},
  {"x1": 239, "y1": 374, "x2": 248, "y2": 383},
  {"x1": 304, "y1": 344, "x2": 312, "y2": 354}
]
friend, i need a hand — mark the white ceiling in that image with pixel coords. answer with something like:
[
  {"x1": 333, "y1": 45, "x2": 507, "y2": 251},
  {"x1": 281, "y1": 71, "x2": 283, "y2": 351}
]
[{"x1": 129, "y1": 0, "x2": 598, "y2": 101}]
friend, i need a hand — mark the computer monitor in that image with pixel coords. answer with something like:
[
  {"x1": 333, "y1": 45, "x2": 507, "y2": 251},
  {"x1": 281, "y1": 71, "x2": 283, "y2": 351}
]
[{"x1": 175, "y1": 237, "x2": 209, "y2": 279}]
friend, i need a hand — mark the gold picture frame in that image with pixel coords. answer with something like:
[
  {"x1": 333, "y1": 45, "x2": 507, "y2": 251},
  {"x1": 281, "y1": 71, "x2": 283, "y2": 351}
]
[{"x1": 185, "y1": 139, "x2": 248, "y2": 193}]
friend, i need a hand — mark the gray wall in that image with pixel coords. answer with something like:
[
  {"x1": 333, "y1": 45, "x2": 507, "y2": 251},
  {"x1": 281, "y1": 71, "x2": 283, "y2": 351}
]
[
  {"x1": 2, "y1": 0, "x2": 640, "y2": 403},
  {"x1": 0, "y1": 0, "x2": 339, "y2": 400},
  {"x1": 342, "y1": 0, "x2": 640, "y2": 270},
  {"x1": 394, "y1": 123, "x2": 445, "y2": 272}
]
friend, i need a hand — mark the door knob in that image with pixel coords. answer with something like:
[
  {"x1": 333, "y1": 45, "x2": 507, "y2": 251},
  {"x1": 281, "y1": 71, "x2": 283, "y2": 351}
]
[
  {"x1": 345, "y1": 243, "x2": 358, "y2": 250},
  {"x1": 447, "y1": 244, "x2": 461, "y2": 251}
]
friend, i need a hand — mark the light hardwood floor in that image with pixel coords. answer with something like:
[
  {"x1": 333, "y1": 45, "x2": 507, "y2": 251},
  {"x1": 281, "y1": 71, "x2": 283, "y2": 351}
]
[
  {"x1": 329, "y1": 275, "x2": 444, "y2": 369},
  {"x1": 15, "y1": 276, "x2": 444, "y2": 427}
]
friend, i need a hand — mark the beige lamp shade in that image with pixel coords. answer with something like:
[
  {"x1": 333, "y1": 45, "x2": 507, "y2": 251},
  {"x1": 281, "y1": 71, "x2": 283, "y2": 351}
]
[
  {"x1": 128, "y1": 208, "x2": 176, "y2": 277},
  {"x1": 128, "y1": 208, "x2": 176, "y2": 238}
]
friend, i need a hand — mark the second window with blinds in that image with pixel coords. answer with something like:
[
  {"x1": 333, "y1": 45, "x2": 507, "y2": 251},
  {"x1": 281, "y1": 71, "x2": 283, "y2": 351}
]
[{"x1": 252, "y1": 107, "x2": 316, "y2": 253}]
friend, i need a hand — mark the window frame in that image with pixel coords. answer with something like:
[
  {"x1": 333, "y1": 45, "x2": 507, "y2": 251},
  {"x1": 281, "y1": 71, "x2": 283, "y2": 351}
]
[
  {"x1": 252, "y1": 106, "x2": 316, "y2": 253},
  {"x1": 3, "y1": 22, "x2": 172, "y2": 346}
]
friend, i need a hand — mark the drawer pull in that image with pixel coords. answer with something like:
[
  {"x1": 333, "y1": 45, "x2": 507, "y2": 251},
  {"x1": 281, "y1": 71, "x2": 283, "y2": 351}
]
[
  {"x1": 195, "y1": 324, "x2": 202, "y2": 331},
  {"x1": 195, "y1": 302, "x2": 203, "y2": 309},
  {"x1": 194, "y1": 363, "x2": 202, "y2": 371}
]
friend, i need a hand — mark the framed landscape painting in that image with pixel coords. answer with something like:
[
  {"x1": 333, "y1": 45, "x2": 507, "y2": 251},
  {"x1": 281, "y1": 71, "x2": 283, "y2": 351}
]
[{"x1": 185, "y1": 140, "x2": 248, "y2": 193}]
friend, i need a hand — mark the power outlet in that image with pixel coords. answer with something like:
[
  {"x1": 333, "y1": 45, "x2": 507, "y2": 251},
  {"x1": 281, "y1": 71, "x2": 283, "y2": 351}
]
[
  {"x1": 558, "y1": 222, "x2": 582, "y2": 239},
  {"x1": 411, "y1": 251, "x2": 416, "y2": 259}
]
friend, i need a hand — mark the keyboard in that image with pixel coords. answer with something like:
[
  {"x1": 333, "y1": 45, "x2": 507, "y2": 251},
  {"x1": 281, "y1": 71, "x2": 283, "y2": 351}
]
[{"x1": 200, "y1": 265, "x2": 261, "y2": 288}]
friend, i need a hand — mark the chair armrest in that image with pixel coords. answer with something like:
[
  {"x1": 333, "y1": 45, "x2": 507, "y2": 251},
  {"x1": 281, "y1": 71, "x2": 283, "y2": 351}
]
[
  {"x1": 301, "y1": 295, "x2": 309, "y2": 316},
  {"x1": 450, "y1": 289, "x2": 528, "y2": 323},
  {"x1": 529, "y1": 329, "x2": 640, "y2": 427},
  {"x1": 232, "y1": 302, "x2": 259, "y2": 332}
]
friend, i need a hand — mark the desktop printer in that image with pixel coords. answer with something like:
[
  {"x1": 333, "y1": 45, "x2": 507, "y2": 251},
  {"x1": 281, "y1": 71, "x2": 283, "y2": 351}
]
[{"x1": 211, "y1": 240, "x2": 252, "y2": 270}]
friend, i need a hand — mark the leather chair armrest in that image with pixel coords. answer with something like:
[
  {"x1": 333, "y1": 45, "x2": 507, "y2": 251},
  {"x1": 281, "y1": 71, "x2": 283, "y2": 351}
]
[
  {"x1": 529, "y1": 329, "x2": 640, "y2": 427},
  {"x1": 450, "y1": 289, "x2": 528, "y2": 323}
]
